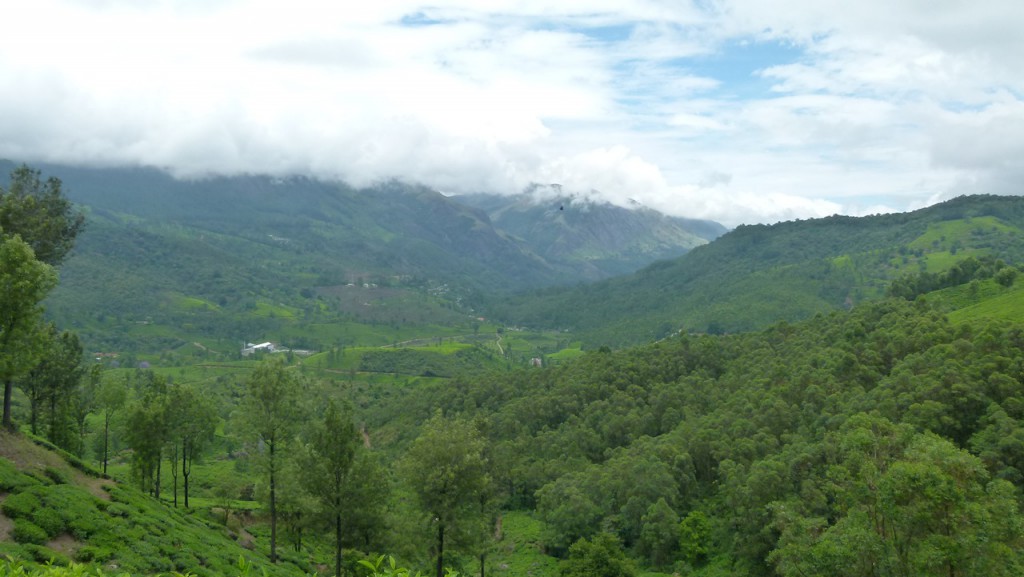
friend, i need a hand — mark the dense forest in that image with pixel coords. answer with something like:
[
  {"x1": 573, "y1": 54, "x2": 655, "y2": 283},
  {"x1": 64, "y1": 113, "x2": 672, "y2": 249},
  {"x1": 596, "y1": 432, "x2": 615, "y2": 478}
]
[
  {"x1": 4, "y1": 165, "x2": 1024, "y2": 577},
  {"x1": 368, "y1": 294, "x2": 1024, "y2": 576}
]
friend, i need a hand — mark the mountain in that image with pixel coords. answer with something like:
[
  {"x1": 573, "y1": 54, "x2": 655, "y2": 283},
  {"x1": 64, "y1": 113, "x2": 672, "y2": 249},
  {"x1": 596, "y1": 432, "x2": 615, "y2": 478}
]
[
  {"x1": 0, "y1": 161, "x2": 717, "y2": 353},
  {"x1": 492, "y1": 194, "x2": 1024, "y2": 347},
  {"x1": 454, "y1": 190, "x2": 727, "y2": 280}
]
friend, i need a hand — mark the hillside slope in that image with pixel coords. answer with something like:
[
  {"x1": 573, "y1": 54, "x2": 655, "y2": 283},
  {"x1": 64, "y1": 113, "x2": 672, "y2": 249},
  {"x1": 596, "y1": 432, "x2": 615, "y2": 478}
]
[
  {"x1": 1, "y1": 161, "x2": 720, "y2": 353},
  {"x1": 0, "y1": 432, "x2": 305, "y2": 577},
  {"x1": 456, "y1": 191, "x2": 727, "y2": 280},
  {"x1": 493, "y1": 195, "x2": 1024, "y2": 346}
]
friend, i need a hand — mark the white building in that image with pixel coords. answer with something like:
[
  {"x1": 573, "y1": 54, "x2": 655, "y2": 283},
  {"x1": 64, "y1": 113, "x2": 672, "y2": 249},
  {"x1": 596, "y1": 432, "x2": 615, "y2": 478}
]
[{"x1": 241, "y1": 342, "x2": 276, "y2": 356}]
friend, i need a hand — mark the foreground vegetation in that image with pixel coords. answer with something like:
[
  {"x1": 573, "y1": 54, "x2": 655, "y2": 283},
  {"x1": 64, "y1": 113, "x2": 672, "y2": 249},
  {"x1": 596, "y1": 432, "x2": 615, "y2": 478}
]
[{"x1": 11, "y1": 291, "x2": 1024, "y2": 577}]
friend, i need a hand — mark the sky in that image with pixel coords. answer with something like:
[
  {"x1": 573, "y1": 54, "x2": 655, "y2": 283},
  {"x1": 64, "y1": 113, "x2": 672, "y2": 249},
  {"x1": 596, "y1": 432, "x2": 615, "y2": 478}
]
[{"x1": 1, "y1": 1, "x2": 1023, "y2": 227}]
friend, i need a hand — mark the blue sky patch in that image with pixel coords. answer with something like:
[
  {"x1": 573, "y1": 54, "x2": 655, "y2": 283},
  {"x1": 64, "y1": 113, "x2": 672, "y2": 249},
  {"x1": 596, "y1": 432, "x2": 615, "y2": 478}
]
[{"x1": 678, "y1": 38, "x2": 805, "y2": 99}]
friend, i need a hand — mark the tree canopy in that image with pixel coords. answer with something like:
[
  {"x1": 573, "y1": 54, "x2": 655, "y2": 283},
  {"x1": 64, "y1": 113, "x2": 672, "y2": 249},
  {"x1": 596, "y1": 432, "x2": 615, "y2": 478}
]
[
  {"x1": 0, "y1": 234, "x2": 57, "y2": 429},
  {"x1": 1, "y1": 165, "x2": 85, "y2": 267}
]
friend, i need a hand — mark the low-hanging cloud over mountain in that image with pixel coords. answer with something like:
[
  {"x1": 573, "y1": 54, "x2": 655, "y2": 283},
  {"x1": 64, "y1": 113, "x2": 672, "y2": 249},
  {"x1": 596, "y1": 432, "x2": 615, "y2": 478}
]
[{"x1": 2, "y1": 0, "x2": 1022, "y2": 227}]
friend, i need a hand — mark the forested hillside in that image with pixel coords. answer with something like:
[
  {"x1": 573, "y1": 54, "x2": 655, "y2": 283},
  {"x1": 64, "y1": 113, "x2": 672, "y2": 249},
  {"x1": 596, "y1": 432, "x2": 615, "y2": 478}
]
[
  {"x1": 494, "y1": 195, "x2": 1024, "y2": 346},
  {"x1": 0, "y1": 161, "x2": 719, "y2": 354},
  {"x1": 369, "y1": 294, "x2": 1024, "y2": 576}
]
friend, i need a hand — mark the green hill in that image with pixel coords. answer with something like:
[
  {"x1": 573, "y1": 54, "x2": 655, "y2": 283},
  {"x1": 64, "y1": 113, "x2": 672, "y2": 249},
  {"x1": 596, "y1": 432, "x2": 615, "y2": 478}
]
[
  {"x1": 0, "y1": 431, "x2": 306, "y2": 577},
  {"x1": 371, "y1": 295, "x2": 1024, "y2": 576},
  {"x1": 493, "y1": 195, "x2": 1024, "y2": 347}
]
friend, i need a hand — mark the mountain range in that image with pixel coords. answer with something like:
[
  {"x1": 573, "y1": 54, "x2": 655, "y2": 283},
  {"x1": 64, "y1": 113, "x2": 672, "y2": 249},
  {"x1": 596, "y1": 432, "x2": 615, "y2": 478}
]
[{"x1": 0, "y1": 160, "x2": 722, "y2": 352}]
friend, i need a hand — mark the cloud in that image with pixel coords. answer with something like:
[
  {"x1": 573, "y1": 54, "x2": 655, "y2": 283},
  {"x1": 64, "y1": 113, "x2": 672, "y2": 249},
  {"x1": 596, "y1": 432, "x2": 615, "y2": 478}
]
[{"x1": 0, "y1": 0, "x2": 1021, "y2": 225}]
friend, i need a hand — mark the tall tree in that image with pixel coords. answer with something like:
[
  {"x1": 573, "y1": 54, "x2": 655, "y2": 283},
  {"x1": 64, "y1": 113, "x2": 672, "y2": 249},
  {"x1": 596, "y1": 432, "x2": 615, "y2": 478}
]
[
  {"x1": 401, "y1": 411, "x2": 490, "y2": 577},
  {"x1": 71, "y1": 364, "x2": 102, "y2": 456},
  {"x1": 174, "y1": 384, "x2": 217, "y2": 508},
  {"x1": 123, "y1": 374, "x2": 169, "y2": 497},
  {"x1": 1, "y1": 165, "x2": 82, "y2": 431},
  {"x1": 95, "y1": 373, "x2": 127, "y2": 475},
  {"x1": 0, "y1": 165, "x2": 85, "y2": 267},
  {"x1": 301, "y1": 399, "x2": 358, "y2": 577},
  {"x1": 341, "y1": 450, "x2": 392, "y2": 551},
  {"x1": 242, "y1": 356, "x2": 303, "y2": 563},
  {"x1": 0, "y1": 235, "x2": 57, "y2": 430}
]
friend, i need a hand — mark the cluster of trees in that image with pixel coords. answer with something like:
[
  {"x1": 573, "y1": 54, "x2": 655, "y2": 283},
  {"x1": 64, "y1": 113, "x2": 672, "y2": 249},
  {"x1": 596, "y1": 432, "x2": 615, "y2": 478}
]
[
  {"x1": 888, "y1": 255, "x2": 1019, "y2": 299},
  {"x1": 119, "y1": 371, "x2": 217, "y2": 508},
  {"x1": 228, "y1": 357, "x2": 491, "y2": 577},
  {"x1": 368, "y1": 295, "x2": 1024, "y2": 575},
  {"x1": 1, "y1": 165, "x2": 84, "y2": 432}
]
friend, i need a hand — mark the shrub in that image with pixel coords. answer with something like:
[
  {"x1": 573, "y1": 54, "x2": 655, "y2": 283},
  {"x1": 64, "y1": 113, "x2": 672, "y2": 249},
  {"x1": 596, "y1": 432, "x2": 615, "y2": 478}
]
[
  {"x1": 12, "y1": 519, "x2": 49, "y2": 544},
  {"x1": 0, "y1": 540, "x2": 26, "y2": 559},
  {"x1": 995, "y1": 266, "x2": 1019, "y2": 287},
  {"x1": 74, "y1": 545, "x2": 112, "y2": 563},
  {"x1": 32, "y1": 507, "x2": 66, "y2": 538},
  {"x1": 0, "y1": 460, "x2": 41, "y2": 492},
  {"x1": 67, "y1": 514, "x2": 101, "y2": 540},
  {"x1": 43, "y1": 467, "x2": 70, "y2": 485},
  {"x1": 104, "y1": 503, "x2": 131, "y2": 518},
  {"x1": 23, "y1": 544, "x2": 70, "y2": 566},
  {"x1": 2, "y1": 491, "x2": 42, "y2": 520}
]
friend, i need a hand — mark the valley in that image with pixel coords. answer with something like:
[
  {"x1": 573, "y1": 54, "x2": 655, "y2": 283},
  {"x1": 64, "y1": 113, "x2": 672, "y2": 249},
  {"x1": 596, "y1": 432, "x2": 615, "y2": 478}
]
[{"x1": 3, "y1": 164, "x2": 1024, "y2": 577}]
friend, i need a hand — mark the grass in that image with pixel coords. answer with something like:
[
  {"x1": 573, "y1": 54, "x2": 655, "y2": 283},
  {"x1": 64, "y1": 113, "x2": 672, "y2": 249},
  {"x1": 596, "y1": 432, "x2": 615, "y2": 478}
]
[
  {"x1": 486, "y1": 511, "x2": 559, "y2": 577},
  {"x1": 908, "y1": 216, "x2": 1017, "y2": 252},
  {"x1": 920, "y1": 249, "x2": 986, "y2": 273},
  {"x1": 945, "y1": 280, "x2": 1024, "y2": 325},
  {"x1": 546, "y1": 344, "x2": 586, "y2": 364},
  {"x1": 169, "y1": 294, "x2": 222, "y2": 312}
]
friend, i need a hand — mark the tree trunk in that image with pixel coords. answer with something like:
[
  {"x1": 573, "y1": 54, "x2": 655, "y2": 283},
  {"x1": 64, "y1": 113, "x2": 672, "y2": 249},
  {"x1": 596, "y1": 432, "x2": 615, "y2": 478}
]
[
  {"x1": 335, "y1": 513, "x2": 342, "y2": 577},
  {"x1": 171, "y1": 444, "x2": 179, "y2": 508},
  {"x1": 270, "y1": 438, "x2": 278, "y2": 563},
  {"x1": 48, "y1": 393, "x2": 57, "y2": 443},
  {"x1": 436, "y1": 524, "x2": 445, "y2": 577},
  {"x1": 29, "y1": 396, "x2": 39, "y2": 435},
  {"x1": 2, "y1": 379, "x2": 12, "y2": 430},
  {"x1": 155, "y1": 456, "x2": 162, "y2": 499},
  {"x1": 480, "y1": 553, "x2": 486, "y2": 577},
  {"x1": 183, "y1": 442, "x2": 191, "y2": 509},
  {"x1": 102, "y1": 415, "x2": 110, "y2": 475}
]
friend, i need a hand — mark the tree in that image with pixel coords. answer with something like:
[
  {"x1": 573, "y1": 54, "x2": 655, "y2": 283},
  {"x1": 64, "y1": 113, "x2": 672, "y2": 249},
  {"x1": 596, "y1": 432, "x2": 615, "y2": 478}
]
[
  {"x1": 18, "y1": 325, "x2": 84, "y2": 448},
  {"x1": 300, "y1": 399, "x2": 358, "y2": 577},
  {"x1": 123, "y1": 375, "x2": 169, "y2": 497},
  {"x1": 560, "y1": 533, "x2": 637, "y2": 577},
  {"x1": 0, "y1": 165, "x2": 85, "y2": 267},
  {"x1": 1, "y1": 165, "x2": 82, "y2": 431},
  {"x1": 166, "y1": 384, "x2": 217, "y2": 508},
  {"x1": 678, "y1": 510, "x2": 710, "y2": 568},
  {"x1": 0, "y1": 235, "x2": 57, "y2": 430},
  {"x1": 71, "y1": 364, "x2": 102, "y2": 456},
  {"x1": 637, "y1": 498, "x2": 679, "y2": 569},
  {"x1": 770, "y1": 416, "x2": 1024, "y2": 577},
  {"x1": 401, "y1": 411, "x2": 490, "y2": 577},
  {"x1": 95, "y1": 373, "x2": 127, "y2": 475},
  {"x1": 241, "y1": 356, "x2": 303, "y2": 563},
  {"x1": 341, "y1": 450, "x2": 391, "y2": 550}
]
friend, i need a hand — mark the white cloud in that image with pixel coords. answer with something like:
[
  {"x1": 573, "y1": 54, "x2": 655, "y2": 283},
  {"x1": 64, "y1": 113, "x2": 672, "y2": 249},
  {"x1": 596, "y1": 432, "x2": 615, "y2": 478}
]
[{"x1": 0, "y1": 0, "x2": 1022, "y2": 226}]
